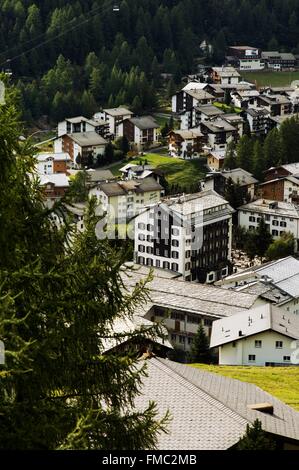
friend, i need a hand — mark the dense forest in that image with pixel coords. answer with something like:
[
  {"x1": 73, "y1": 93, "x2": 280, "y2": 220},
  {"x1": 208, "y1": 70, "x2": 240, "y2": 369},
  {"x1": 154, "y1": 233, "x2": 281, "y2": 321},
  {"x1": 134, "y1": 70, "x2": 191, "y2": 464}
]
[{"x1": 1, "y1": 0, "x2": 299, "y2": 122}]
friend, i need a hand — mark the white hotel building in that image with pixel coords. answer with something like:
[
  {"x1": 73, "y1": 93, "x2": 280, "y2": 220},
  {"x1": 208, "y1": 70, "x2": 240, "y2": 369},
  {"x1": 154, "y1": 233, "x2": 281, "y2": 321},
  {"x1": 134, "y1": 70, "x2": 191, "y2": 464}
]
[{"x1": 134, "y1": 190, "x2": 234, "y2": 283}]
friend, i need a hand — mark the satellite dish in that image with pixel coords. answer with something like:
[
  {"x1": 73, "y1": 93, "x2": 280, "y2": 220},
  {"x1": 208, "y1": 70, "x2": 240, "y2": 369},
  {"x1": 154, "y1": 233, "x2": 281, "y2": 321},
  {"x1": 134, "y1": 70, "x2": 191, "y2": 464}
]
[{"x1": 291, "y1": 80, "x2": 299, "y2": 88}]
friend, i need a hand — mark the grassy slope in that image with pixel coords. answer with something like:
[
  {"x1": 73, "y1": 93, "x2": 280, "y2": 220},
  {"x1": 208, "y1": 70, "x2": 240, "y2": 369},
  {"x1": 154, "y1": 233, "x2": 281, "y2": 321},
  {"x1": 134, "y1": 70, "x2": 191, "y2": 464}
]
[
  {"x1": 241, "y1": 71, "x2": 299, "y2": 87},
  {"x1": 110, "y1": 153, "x2": 207, "y2": 187},
  {"x1": 190, "y1": 364, "x2": 299, "y2": 411}
]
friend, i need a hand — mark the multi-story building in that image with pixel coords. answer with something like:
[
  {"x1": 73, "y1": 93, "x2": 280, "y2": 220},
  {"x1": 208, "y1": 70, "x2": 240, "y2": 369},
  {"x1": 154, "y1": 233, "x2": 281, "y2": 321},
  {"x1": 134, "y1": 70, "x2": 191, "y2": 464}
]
[
  {"x1": 200, "y1": 118, "x2": 237, "y2": 152},
  {"x1": 245, "y1": 107, "x2": 271, "y2": 135},
  {"x1": 54, "y1": 132, "x2": 107, "y2": 166},
  {"x1": 257, "y1": 94, "x2": 292, "y2": 116},
  {"x1": 205, "y1": 168, "x2": 258, "y2": 201},
  {"x1": 261, "y1": 51, "x2": 296, "y2": 70},
  {"x1": 168, "y1": 129, "x2": 204, "y2": 158},
  {"x1": 172, "y1": 82, "x2": 214, "y2": 114},
  {"x1": 57, "y1": 116, "x2": 109, "y2": 139},
  {"x1": 89, "y1": 177, "x2": 164, "y2": 222},
  {"x1": 116, "y1": 116, "x2": 159, "y2": 150},
  {"x1": 94, "y1": 107, "x2": 133, "y2": 137},
  {"x1": 238, "y1": 199, "x2": 299, "y2": 250},
  {"x1": 227, "y1": 46, "x2": 264, "y2": 71},
  {"x1": 134, "y1": 190, "x2": 234, "y2": 283}
]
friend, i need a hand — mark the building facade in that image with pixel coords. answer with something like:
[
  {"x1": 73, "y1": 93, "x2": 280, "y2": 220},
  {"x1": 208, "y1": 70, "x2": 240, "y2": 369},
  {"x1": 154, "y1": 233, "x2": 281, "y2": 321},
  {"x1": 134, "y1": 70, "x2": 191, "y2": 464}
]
[{"x1": 134, "y1": 191, "x2": 234, "y2": 283}]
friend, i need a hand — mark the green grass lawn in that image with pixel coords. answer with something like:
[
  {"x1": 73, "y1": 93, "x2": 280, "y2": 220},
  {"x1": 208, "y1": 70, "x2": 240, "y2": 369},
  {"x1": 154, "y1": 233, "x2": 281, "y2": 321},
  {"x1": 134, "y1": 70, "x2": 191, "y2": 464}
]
[
  {"x1": 190, "y1": 364, "x2": 299, "y2": 411},
  {"x1": 213, "y1": 102, "x2": 242, "y2": 113},
  {"x1": 110, "y1": 153, "x2": 207, "y2": 189},
  {"x1": 241, "y1": 71, "x2": 299, "y2": 87}
]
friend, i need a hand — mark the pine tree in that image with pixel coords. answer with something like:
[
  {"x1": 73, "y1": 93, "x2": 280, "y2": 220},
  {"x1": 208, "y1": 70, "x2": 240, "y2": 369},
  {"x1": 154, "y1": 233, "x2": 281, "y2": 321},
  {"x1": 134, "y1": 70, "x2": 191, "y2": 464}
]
[
  {"x1": 264, "y1": 128, "x2": 283, "y2": 168},
  {"x1": 236, "y1": 420, "x2": 276, "y2": 450},
  {"x1": 190, "y1": 324, "x2": 211, "y2": 363},
  {"x1": 223, "y1": 141, "x2": 237, "y2": 170},
  {"x1": 252, "y1": 140, "x2": 265, "y2": 181},
  {"x1": 236, "y1": 135, "x2": 254, "y2": 172},
  {"x1": 0, "y1": 80, "x2": 169, "y2": 450}
]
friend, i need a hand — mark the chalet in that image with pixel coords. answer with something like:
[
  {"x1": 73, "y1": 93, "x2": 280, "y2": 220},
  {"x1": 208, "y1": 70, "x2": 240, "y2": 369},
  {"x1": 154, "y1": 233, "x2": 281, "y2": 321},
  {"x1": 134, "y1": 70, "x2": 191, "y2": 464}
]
[
  {"x1": 117, "y1": 116, "x2": 159, "y2": 150},
  {"x1": 259, "y1": 176, "x2": 299, "y2": 203},
  {"x1": 206, "y1": 150, "x2": 226, "y2": 172},
  {"x1": 171, "y1": 82, "x2": 214, "y2": 114},
  {"x1": 35, "y1": 152, "x2": 71, "y2": 175},
  {"x1": 246, "y1": 107, "x2": 271, "y2": 135},
  {"x1": 257, "y1": 94, "x2": 292, "y2": 116},
  {"x1": 200, "y1": 118, "x2": 237, "y2": 152},
  {"x1": 94, "y1": 107, "x2": 133, "y2": 137},
  {"x1": 205, "y1": 168, "x2": 257, "y2": 200},
  {"x1": 210, "y1": 303, "x2": 299, "y2": 366},
  {"x1": 269, "y1": 113, "x2": 299, "y2": 130},
  {"x1": 38, "y1": 173, "x2": 69, "y2": 206},
  {"x1": 54, "y1": 132, "x2": 107, "y2": 166},
  {"x1": 231, "y1": 90, "x2": 260, "y2": 109},
  {"x1": 119, "y1": 163, "x2": 161, "y2": 183},
  {"x1": 57, "y1": 116, "x2": 109, "y2": 139},
  {"x1": 168, "y1": 129, "x2": 204, "y2": 159},
  {"x1": 264, "y1": 163, "x2": 299, "y2": 182},
  {"x1": 210, "y1": 67, "x2": 240, "y2": 85},
  {"x1": 179, "y1": 103, "x2": 224, "y2": 130},
  {"x1": 222, "y1": 114, "x2": 244, "y2": 138}
]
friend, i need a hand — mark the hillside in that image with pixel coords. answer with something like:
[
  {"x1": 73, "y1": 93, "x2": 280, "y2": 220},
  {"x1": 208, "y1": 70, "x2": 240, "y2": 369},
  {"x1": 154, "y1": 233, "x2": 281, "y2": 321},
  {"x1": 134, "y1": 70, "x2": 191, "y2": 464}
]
[
  {"x1": 1, "y1": 0, "x2": 299, "y2": 123},
  {"x1": 191, "y1": 364, "x2": 299, "y2": 411}
]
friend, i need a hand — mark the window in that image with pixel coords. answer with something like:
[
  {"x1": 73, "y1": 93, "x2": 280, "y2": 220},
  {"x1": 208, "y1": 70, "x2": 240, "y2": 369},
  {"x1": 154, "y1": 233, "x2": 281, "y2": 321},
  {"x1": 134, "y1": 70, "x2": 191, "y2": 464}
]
[
  {"x1": 185, "y1": 262, "x2": 191, "y2": 271},
  {"x1": 207, "y1": 273, "x2": 215, "y2": 282},
  {"x1": 249, "y1": 216, "x2": 256, "y2": 222},
  {"x1": 272, "y1": 220, "x2": 279, "y2": 226},
  {"x1": 138, "y1": 222, "x2": 145, "y2": 229},
  {"x1": 171, "y1": 251, "x2": 179, "y2": 259},
  {"x1": 185, "y1": 250, "x2": 191, "y2": 258},
  {"x1": 156, "y1": 260, "x2": 160, "y2": 268},
  {"x1": 146, "y1": 258, "x2": 153, "y2": 266},
  {"x1": 163, "y1": 261, "x2": 170, "y2": 269},
  {"x1": 172, "y1": 263, "x2": 179, "y2": 272},
  {"x1": 232, "y1": 342, "x2": 236, "y2": 348},
  {"x1": 172, "y1": 239, "x2": 179, "y2": 247},
  {"x1": 248, "y1": 355, "x2": 256, "y2": 362},
  {"x1": 272, "y1": 230, "x2": 279, "y2": 236},
  {"x1": 204, "y1": 319, "x2": 212, "y2": 326},
  {"x1": 172, "y1": 227, "x2": 179, "y2": 236},
  {"x1": 255, "y1": 340, "x2": 262, "y2": 348},
  {"x1": 171, "y1": 333, "x2": 177, "y2": 341},
  {"x1": 276, "y1": 341, "x2": 283, "y2": 349},
  {"x1": 146, "y1": 246, "x2": 153, "y2": 254},
  {"x1": 283, "y1": 356, "x2": 291, "y2": 362},
  {"x1": 138, "y1": 233, "x2": 146, "y2": 241},
  {"x1": 280, "y1": 221, "x2": 287, "y2": 227},
  {"x1": 147, "y1": 224, "x2": 153, "y2": 232},
  {"x1": 138, "y1": 245, "x2": 145, "y2": 253}
]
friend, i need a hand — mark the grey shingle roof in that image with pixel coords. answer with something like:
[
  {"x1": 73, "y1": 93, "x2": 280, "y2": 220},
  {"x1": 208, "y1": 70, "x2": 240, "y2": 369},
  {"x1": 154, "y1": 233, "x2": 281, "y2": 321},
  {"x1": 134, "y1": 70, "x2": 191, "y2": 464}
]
[
  {"x1": 222, "y1": 168, "x2": 258, "y2": 186},
  {"x1": 135, "y1": 357, "x2": 299, "y2": 449},
  {"x1": 67, "y1": 132, "x2": 107, "y2": 146},
  {"x1": 129, "y1": 116, "x2": 159, "y2": 130},
  {"x1": 122, "y1": 268, "x2": 259, "y2": 319}
]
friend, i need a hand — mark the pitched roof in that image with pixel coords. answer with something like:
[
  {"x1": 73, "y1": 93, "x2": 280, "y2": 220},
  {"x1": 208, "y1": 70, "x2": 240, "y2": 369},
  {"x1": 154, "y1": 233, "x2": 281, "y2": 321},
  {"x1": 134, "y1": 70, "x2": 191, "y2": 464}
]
[
  {"x1": 128, "y1": 116, "x2": 159, "y2": 130},
  {"x1": 99, "y1": 177, "x2": 162, "y2": 197},
  {"x1": 238, "y1": 199, "x2": 299, "y2": 218},
  {"x1": 185, "y1": 89, "x2": 214, "y2": 101},
  {"x1": 135, "y1": 357, "x2": 299, "y2": 449},
  {"x1": 103, "y1": 107, "x2": 132, "y2": 116},
  {"x1": 170, "y1": 129, "x2": 203, "y2": 140},
  {"x1": 38, "y1": 173, "x2": 69, "y2": 187},
  {"x1": 221, "y1": 168, "x2": 258, "y2": 186},
  {"x1": 210, "y1": 303, "x2": 299, "y2": 348},
  {"x1": 246, "y1": 107, "x2": 270, "y2": 117},
  {"x1": 182, "y1": 82, "x2": 208, "y2": 91},
  {"x1": 66, "y1": 132, "x2": 107, "y2": 146},
  {"x1": 35, "y1": 152, "x2": 71, "y2": 162},
  {"x1": 122, "y1": 266, "x2": 259, "y2": 319},
  {"x1": 195, "y1": 104, "x2": 224, "y2": 116},
  {"x1": 201, "y1": 118, "x2": 236, "y2": 133}
]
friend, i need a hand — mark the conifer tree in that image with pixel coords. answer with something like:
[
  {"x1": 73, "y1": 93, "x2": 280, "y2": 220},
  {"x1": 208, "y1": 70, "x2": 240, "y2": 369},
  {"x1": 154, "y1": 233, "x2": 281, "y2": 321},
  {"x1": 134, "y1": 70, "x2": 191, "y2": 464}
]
[
  {"x1": 190, "y1": 324, "x2": 211, "y2": 363},
  {"x1": 236, "y1": 420, "x2": 276, "y2": 450},
  {"x1": 0, "y1": 80, "x2": 169, "y2": 450}
]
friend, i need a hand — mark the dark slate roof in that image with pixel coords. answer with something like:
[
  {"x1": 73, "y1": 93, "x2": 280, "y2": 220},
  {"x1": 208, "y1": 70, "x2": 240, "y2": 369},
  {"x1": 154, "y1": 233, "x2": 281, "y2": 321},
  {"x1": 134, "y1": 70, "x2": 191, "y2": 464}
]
[
  {"x1": 135, "y1": 357, "x2": 299, "y2": 449},
  {"x1": 129, "y1": 116, "x2": 159, "y2": 130}
]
